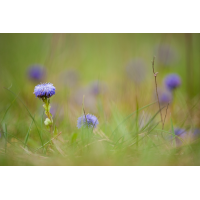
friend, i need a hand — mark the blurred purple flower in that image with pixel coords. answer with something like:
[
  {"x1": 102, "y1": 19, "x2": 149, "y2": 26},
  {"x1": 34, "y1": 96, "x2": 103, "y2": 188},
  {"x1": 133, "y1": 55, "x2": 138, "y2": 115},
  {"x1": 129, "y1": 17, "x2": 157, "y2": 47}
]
[
  {"x1": 50, "y1": 104, "x2": 58, "y2": 118},
  {"x1": 60, "y1": 69, "x2": 79, "y2": 87},
  {"x1": 77, "y1": 113, "x2": 99, "y2": 129},
  {"x1": 164, "y1": 74, "x2": 181, "y2": 91},
  {"x1": 193, "y1": 129, "x2": 200, "y2": 140},
  {"x1": 90, "y1": 81, "x2": 101, "y2": 95},
  {"x1": 71, "y1": 87, "x2": 97, "y2": 112},
  {"x1": 125, "y1": 59, "x2": 146, "y2": 83},
  {"x1": 157, "y1": 89, "x2": 172, "y2": 105},
  {"x1": 28, "y1": 65, "x2": 46, "y2": 81},
  {"x1": 155, "y1": 44, "x2": 177, "y2": 66},
  {"x1": 160, "y1": 92, "x2": 172, "y2": 104},
  {"x1": 174, "y1": 128, "x2": 187, "y2": 147},
  {"x1": 89, "y1": 81, "x2": 106, "y2": 96}
]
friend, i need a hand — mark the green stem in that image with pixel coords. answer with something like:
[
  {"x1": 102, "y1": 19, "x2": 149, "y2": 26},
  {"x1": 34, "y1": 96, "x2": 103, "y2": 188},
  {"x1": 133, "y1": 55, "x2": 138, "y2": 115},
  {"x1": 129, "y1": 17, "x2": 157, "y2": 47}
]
[{"x1": 42, "y1": 97, "x2": 53, "y2": 134}]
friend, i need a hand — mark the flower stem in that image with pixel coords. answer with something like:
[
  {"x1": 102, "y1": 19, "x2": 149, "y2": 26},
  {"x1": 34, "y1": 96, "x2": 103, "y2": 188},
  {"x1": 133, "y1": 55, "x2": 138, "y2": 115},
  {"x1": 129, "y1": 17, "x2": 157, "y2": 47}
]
[{"x1": 42, "y1": 97, "x2": 53, "y2": 134}]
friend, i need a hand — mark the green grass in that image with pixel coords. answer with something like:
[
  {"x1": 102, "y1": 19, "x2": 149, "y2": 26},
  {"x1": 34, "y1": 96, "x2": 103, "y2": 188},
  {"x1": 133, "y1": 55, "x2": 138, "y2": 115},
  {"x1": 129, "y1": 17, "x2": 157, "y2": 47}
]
[{"x1": 0, "y1": 33, "x2": 200, "y2": 166}]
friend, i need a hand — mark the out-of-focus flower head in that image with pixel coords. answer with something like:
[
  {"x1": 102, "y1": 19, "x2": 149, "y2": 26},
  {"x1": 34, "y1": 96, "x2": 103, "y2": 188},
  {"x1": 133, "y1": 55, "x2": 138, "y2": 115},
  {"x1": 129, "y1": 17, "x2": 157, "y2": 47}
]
[
  {"x1": 89, "y1": 81, "x2": 101, "y2": 95},
  {"x1": 156, "y1": 88, "x2": 172, "y2": 105},
  {"x1": 71, "y1": 87, "x2": 97, "y2": 112},
  {"x1": 125, "y1": 58, "x2": 146, "y2": 84},
  {"x1": 77, "y1": 114, "x2": 99, "y2": 129},
  {"x1": 33, "y1": 83, "x2": 56, "y2": 99},
  {"x1": 28, "y1": 65, "x2": 46, "y2": 81},
  {"x1": 50, "y1": 104, "x2": 58, "y2": 118},
  {"x1": 193, "y1": 129, "x2": 200, "y2": 140},
  {"x1": 164, "y1": 74, "x2": 181, "y2": 91},
  {"x1": 60, "y1": 69, "x2": 79, "y2": 87},
  {"x1": 89, "y1": 81, "x2": 106, "y2": 96},
  {"x1": 155, "y1": 44, "x2": 177, "y2": 66},
  {"x1": 174, "y1": 128, "x2": 187, "y2": 146}
]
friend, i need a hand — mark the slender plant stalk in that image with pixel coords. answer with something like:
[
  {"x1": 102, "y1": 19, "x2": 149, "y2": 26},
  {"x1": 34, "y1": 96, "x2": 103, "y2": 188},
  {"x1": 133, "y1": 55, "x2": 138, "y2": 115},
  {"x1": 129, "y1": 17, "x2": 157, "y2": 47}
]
[
  {"x1": 163, "y1": 102, "x2": 169, "y2": 130},
  {"x1": 152, "y1": 56, "x2": 164, "y2": 128}
]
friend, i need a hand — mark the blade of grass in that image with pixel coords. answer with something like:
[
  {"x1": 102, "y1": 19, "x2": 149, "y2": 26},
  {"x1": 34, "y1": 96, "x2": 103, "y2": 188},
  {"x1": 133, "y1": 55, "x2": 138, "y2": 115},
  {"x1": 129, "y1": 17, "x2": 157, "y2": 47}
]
[
  {"x1": 34, "y1": 132, "x2": 61, "y2": 153},
  {"x1": 119, "y1": 121, "x2": 160, "y2": 148},
  {"x1": 112, "y1": 107, "x2": 165, "y2": 149},
  {"x1": 3, "y1": 87, "x2": 44, "y2": 146},
  {"x1": 24, "y1": 117, "x2": 34, "y2": 148},
  {"x1": 111, "y1": 101, "x2": 157, "y2": 136},
  {"x1": 2, "y1": 123, "x2": 7, "y2": 153},
  {"x1": 139, "y1": 106, "x2": 166, "y2": 133},
  {"x1": 1, "y1": 131, "x2": 34, "y2": 151},
  {"x1": 170, "y1": 116, "x2": 176, "y2": 147},
  {"x1": 135, "y1": 97, "x2": 139, "y2": 148},
  {"x1": 1, "y1": 95, "x2": 18, "y2": 124},
  {"x1": 128, "y1": 122, "x2": 160, "y2": 148}
]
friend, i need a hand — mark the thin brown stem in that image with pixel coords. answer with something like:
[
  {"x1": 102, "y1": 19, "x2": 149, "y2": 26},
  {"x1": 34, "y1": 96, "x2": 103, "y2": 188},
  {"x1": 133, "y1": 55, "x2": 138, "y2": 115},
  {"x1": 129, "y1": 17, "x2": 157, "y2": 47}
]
[
  {"x1": 152, "y1": 56, "x2": 163, "y2": 128},
  {"x1": 82, "y1": 95, "x2": 88, "y2": 124},
  {"x1": 163, "y1": 102, "x2": 169, "y2": 130},
  {"x1": 83, "y1": 107, "x2": 88, "y2": 122}
]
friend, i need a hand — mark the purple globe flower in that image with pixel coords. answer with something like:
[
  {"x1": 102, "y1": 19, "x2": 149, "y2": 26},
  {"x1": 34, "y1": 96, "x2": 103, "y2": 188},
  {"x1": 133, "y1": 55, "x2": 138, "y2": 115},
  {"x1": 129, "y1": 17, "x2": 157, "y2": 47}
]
[
  {"x1": 28, "y1": 65, "x2": 46, "y2": 81},
  {"x1": 174, "y1": 128, "x2": 187, "y2": 146},
  {"x1": 77, "y1": 114, "x2": 99, "y2": 129},
  {"x1": 33, "y1": 83, "x2": 56, "y2": 99},
  {"x1": 164, "y1": 74, "x2": 181, "y2": 91}
]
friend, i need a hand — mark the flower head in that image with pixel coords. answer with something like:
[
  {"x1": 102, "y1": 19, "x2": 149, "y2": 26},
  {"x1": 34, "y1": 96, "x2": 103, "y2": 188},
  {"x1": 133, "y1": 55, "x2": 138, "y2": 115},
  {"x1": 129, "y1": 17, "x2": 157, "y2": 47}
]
[
  {"x1": 174, "y1": 128, "x2": 187, "y2": 146},
  {"x1": 125, "y1": 59, "x2": 146, "y2": 83},
  {"x1": 193, "y1": 129, "x2": 200, "y2": 140},
  {"x1": 157, "y1": 89, "x2": 172, "y2": 105},
  {"x1": 50, "y1": 104, "x2": 58, "y2": 118},
  {"x1": 77, "y1": 113, "x2": 99, "y2": 129},
  {"x1": 60, "y1": 69, "x2": 79, "y2": 87},
  {"x1": 155, "y1": 44, "x2": 177, "y2": 66},
  {"x1": 28, "y1": 65, "x2": 46, "y2": 81},
  {"x1": 89, "y1": 81, "x2": 106, "y2": 96},
  {"x1": 164, "y1": 74, "x2": 181, "y2": 91},
  {"x1": 160, "y1": 92, "x2": 172, "y2": 104},
  {"x1": 33, "y1": 83, "x2": 56, "y2": 99},
  {"x1": 90, "y1": 81, "x2": 101, "y2": 95}
]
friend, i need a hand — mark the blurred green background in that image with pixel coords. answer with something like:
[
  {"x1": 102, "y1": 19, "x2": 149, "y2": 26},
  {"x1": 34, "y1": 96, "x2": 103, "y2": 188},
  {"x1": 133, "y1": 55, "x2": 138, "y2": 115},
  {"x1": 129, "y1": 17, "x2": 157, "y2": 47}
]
[{"x1": 0, "y1": 33, "x2": 200, "y2": 165}]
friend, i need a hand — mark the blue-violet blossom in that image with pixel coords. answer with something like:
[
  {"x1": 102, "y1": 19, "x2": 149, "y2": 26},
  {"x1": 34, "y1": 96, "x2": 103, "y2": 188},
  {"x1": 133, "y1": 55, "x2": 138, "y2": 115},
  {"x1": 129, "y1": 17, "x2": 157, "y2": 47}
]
[
  {"x1": 174, "y1": 128, "x2": 187, "y2": 146},
  {"x1": 77, "y1": 114, "x2": 99, "y2": 129},
  {"x1": 28, "y1": 65, "x2": 46, "y2": 81},
  {"x1": 164, "y1": 74, "x2": 181, "y2": 91},
  {"x1": 34, "y1": 83, "x2": 56, "y2": 99}
]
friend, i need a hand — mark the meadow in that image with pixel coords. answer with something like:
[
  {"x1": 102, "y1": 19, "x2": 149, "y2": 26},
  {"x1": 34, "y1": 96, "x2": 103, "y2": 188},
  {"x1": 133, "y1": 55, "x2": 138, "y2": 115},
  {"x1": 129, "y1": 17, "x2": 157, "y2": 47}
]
[{"x1": 0, "y1": 33, "x2": 200, "y2": 166}]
